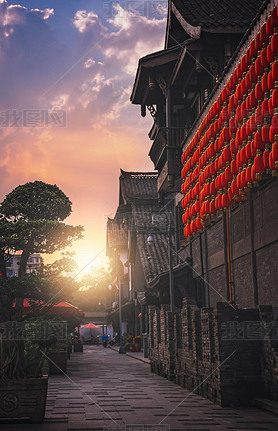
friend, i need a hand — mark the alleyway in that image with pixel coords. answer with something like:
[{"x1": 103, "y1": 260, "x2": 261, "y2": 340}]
[{"x1": 4, "y1": 345, "x2": 278, "y2": 431}]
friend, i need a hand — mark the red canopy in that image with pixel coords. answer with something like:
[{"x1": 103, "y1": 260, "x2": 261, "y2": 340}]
[
  {"x1": 81, "y1": 322, "x2": 100, "y2": 329},
  {"x1": 20, "y1": 299, "x2": 84, "y2": 317}
]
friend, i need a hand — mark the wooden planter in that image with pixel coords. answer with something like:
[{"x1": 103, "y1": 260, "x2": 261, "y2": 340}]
[
  {"x1": 0, "y1": 375, "x2": 48, "y2": 423},
  {"x1": 48, "y1": 350, "x2": 67, "y2": 374},
  {"x1": 73, "y1": 342, "x2": 83, "y2": 352}
]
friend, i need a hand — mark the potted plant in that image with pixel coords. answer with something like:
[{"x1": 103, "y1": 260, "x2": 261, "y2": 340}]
[{"x1": 134, "y1": 336, "x2": 141, "y2": 352}]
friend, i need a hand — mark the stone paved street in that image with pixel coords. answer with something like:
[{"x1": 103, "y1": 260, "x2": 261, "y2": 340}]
[{"x1": 3, "y1": 345, "x2": 278, "y2": 431}]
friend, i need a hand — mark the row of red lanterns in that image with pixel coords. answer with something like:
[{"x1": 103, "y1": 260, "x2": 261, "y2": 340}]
[
  {"x1": 182, "y1": 5, "x2": 278, "y2": 168},
  {"x1": 181, "y1": 60, "x2": 278, "y2": 190},
  {"x1": 181, "y1": 5, "x2": 278, "y2": 238}
]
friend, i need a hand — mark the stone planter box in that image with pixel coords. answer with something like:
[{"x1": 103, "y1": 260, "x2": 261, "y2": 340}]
[
  {"x1": 0, "y1": 375, "x2": 48, "y2": 423},
  {"x1": 48, "y1": 350, "x2": 67, "y2": 374},
  {"x1": 73, "y1": 342, "x2": 83, "y2": 352}
]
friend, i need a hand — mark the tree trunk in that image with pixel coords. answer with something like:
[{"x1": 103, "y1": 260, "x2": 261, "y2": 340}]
[
  {"x1": 0, "y1": 250, "x2": 8, "y2": 278},
  {"x1": 18, "y1": 248, "x2": 30, "y2": 277}
]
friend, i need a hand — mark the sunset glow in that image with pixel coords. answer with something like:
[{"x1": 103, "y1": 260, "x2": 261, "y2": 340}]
[{"x1": 0, "y1": 0, "x2": 167, "y2": 276}]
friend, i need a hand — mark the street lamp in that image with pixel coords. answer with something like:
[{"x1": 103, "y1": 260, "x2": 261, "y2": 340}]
[{"x1": 108, "y1": 282, "x2": 125, "y2": 354}]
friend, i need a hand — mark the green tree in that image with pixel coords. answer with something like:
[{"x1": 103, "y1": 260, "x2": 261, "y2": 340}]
[
  {"x1": 0, "y1": 181, "x2": 83, "y2": 277},
  {"x1": 0, "y1": 181, "x2": 84, "y2": 378}
]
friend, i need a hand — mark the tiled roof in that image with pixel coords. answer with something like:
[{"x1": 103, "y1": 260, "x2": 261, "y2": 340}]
[
  {"x1": 173, "y1": 0, "x2": 266, "y2": 32},
  {"x1": 120, "y1": 170, "x2": 158, "y2": 204},
  {"x1": 132, "y1": 202, "x2": 175, "y2": 284},
  {"x1": 106, "y1": 217, "x2": 127, "y2": 251},
  {"x1": 108, "y1": 171, "x2": 175, "y2": 285}
]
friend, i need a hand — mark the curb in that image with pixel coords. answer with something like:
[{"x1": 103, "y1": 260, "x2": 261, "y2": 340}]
[{"x1": 109, "y1": 346, "x2": 151, "y2": 365}]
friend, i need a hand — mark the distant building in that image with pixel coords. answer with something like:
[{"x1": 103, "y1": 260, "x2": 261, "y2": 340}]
[
  {"x1": 106, "y1": 170, "x2": 175, "y2": 336},
  {"x1": 6, "y1": 253, "x2": 43, "y2": 277}
]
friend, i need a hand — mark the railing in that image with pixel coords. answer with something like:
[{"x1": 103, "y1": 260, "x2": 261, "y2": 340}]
[{"x1": 149, "y1": 127, "x2": 187, "y2": 170}]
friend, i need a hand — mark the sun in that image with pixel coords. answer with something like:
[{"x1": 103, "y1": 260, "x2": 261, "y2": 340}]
[{"x1": 74, "y1": 247, "x2": 109, "y2": 279}]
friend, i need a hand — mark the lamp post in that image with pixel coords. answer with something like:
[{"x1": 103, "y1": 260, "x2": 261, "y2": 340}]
[
  {"x1": 147, "y1": 222, "x2": 175, "y2": 313},
  {"x1": 109, "y1": 281, "x2": 125, "y2": 353}
]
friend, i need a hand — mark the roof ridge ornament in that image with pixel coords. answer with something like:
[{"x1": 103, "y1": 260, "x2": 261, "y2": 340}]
[{"x1": 171, "y1": 2, "x2": 201, "y2": 39}]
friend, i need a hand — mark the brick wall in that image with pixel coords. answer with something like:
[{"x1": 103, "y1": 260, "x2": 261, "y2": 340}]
[
  {"x1": 148, "y1": 299, "x2": 278, "y2": 406},
  {"x1": 178, "y1": 179, "x2": 278, "y2": 309}
]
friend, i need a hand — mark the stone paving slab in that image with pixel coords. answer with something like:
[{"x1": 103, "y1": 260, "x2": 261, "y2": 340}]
[{"x1": 2, "y1": 345, "x2": 278, "y2": 430}]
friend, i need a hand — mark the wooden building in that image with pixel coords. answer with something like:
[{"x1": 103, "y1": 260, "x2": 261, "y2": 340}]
[{"x1": 131, "y1": 0, "x2": 278, "y2": 406}]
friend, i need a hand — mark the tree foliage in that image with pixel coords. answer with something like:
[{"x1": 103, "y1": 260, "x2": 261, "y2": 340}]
[
  {"x1": 0, "y1": 181, "x2": 84, "y2": 379},
  {"x1": 0, "y1": 181, "x2": 83, "y2": 276}
]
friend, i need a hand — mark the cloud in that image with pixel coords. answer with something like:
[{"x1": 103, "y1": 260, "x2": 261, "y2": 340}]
[
  {"x1": 0, "y1": 1, "x2": 68, "y2": 109},
  {"x1": 0, "y1": 1, "x2": 166, "y2": 265},
  {"x1": 73, "y1": 9, "x2": 106, "y2": 34},
  {"x1": 30, "y1": 8, "x2": 54, "y2": 20}
]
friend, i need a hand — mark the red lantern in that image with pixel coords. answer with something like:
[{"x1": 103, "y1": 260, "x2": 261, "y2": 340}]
[
  {"x1": 272, "y1": 88, "x2": 278, "y2": 111},
  {"x1": 254, "y1": 130, "x2": 265, "y2": 152},
  {"x1": 240, "y1": 124, "x2": 248, "y2": 143},
  {"x1": 230, "y1": 138, "x2": 237, "y2": 155},
  {"x1": 260, "y1": 23, "x2": 268, "y2": 45},
  {"x1": 228, "y1": 95, "x2": 236, "y2": 117},
  {"x1": 231, "y1": 179, "x2": 239, "y2": 196},
  {"x1": 253, "y1": 154, "x2": 265, "y2": 179},
  {"x1": 263, "y1": 149, "x2": 271, "y2": 169},
  {"x1": 245, "y1": 142, "x2": 252, "y2": 162},
  {"x1": 222, "y1": 193, "x2": 230, "y2": 209},
  {"x1": 271, "y1": 6, "x2": 278, "y2": 29},
  {"x1": 267, "y1": 43, "x2": 275, "y2": 64},
  {"x1": 273, "y1": 142, "x2": 278, "y2": 161},
  {"x1": 269, "y1": 97, "x2": 275, "y2": 117},
  {"x1": 241, "y1": 170, "x2": 248, "y2": 190},
  {"x1": 236, "y1": 151, "x2": 242, "y2": 171},
  {"x1": 228, "y1": 187, "x2": 233, "y2": 202},
  {"x1": 272, "y1": 61, "x2": 278, "y2": 82},
  {"x1": 260, "y1": 48, "x2": 270, "y2": 70},
  {"x1": 236, "y1": 172, "x2": 243, "y2": 190},
  {"x1": 246, "y1": 166, "x2": 252, "y2": 185},
  {"x1": 255, "y1": 32, "x2": 262, "y2": 52},
  {"x1": 195, "y1": 217, "x2": 203, "y2": 231},
  {"x1": 249, "y1": 40, "x2": 257, "y2": 58},
  {"x1": 262, "y1": 124, "x2": 270, "y2": 144},
  {"x1": 209, "y1": 200, "x2": 216, "y2": 215},
  {"x1": 225, "y1": 166, "x2": 233, "y2": 183},
  {"x1": 271, "y1": 33, "x2": 278, "y2": 56},
  {"x1": 261, "y1": 74, "x2": 268, "y2": 94},
  {"x1": 210, "y1": 181, "x2": 217, "y2": 197},
  {"x1": 231, "y1": 159, "x2": 238, "y2": 176},
  {"x1": 255, "y1": 57, "x2": 264, "y2": 77},
  {"x1": 268, "y1": 69, "x2": 275, "y2": 91},
  {"x1": 249, "y1": 65, "x2": 257, "y2": 83},
  {"x1": 240, "y1": 146, "x2": 248, "y2": 167},
  {"x1": 266, "y1": 15, "x2": 274, "y2": 37},
  {"x1": 255, "y1": 106, "x2": 263, "y2": 126},
  {"x1": 270, "y1": 116, "x2": 278, "y2": 142},
  {"x1": 215, "y1": 194, "x2": 222, "y2": 211},
  {"x1": 255, "y1": 81, "x2": 264, "y2": 101},
  {"x1": 269, "y1": 151, "x2": 276, "y2": 170},
  {"x1": 261, "y1": 99, "x2": 270, "y2": 119},
  {"x1": 250, "y1": 139, "x2": 257, "y2": 158}
]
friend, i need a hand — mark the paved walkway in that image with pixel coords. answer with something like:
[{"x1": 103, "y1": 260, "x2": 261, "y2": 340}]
[{"x1": 3, "y1": 345, "x2": 278, "y2": 431}]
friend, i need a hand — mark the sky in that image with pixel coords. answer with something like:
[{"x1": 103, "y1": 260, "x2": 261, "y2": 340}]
[{"x1": 0, "y1": 0, "x2": 167, "y2": 274}]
